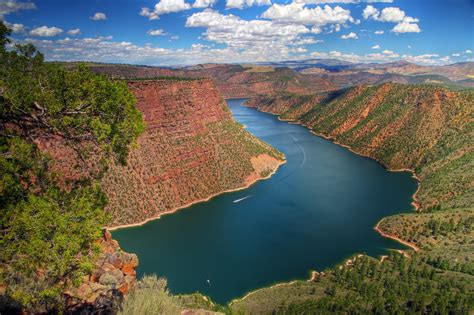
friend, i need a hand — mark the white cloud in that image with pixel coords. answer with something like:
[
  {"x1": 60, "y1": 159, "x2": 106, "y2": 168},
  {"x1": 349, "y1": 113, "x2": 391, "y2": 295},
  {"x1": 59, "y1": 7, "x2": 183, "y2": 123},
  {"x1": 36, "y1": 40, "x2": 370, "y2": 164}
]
[
  {"x1": 193, "y1": 0, "x2": 217, "y2": 8},
  {"x1": 91, "y1": 12, "x2": 107, "y2": 20},
  {"x1": 67, "y1": 28, "x2": 81, "y2": 36},
  {"x1": 341, "y1": 32, "x2": 357, "y2": 39},
  {"x1": 465, "y1": 50, "x2": 473, "y2": 54},
  {"x1": 4, "y1": 21, "x2": 26, "y2": 33},
  {"x1": 19, "y1": 35, "x2": 300, "y2": 65},
  {"x1": 262, "y1": 3, "x2": 354, "y2": 27},
  {"x1": 377, "y1": 7, "x2": 406, "y2": 22},
  {"x1": 186, "y1": 9, "x2": 310, "y2": 50},
  {"x1": 148, "y1": 29, "x2": 166, "y2": 36},
  {"x1": 0, "y1": 0, "x2": 35, "y2": 18},
  {"x1": 18, "y1": 35, "x2": 458, "y2": 66},
  {"x1": 310, "y1": 50, "x2": 450, "y2": 65},
  {"x1": 371, "y1": 44, "x2": 380, "y2": 49},
  {"x1": 295, "y1": 0, "x2": 392, "y2": 3},
  {"x1": 29, "y1": 26, "x2": 63, "y2": 37},
  {"x1": 226, "y1": 0, "x2": 271, "y2": 9},
  {"x1": 140, "y1": 0, "x2": 191, "y2": 20},
  {"x1": 392, "y1": 20, "x2": 420, "y2": 33},
  {"x1": 374, "y1": 30, "x2": 384, "y2": 35},
  {"x1": 362, "y1": 5, "x2": 378, "y2": 19},
  {"x1": 363, "y1": 5, "x2": 420, "y2": 34}
]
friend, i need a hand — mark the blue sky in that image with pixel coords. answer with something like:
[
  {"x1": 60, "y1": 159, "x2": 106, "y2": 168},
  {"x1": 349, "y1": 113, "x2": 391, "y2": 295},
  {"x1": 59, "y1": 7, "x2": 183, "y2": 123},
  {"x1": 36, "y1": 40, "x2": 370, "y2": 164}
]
[{"x1": 1, "y1": 0, "x2": 473, "y2": 65}]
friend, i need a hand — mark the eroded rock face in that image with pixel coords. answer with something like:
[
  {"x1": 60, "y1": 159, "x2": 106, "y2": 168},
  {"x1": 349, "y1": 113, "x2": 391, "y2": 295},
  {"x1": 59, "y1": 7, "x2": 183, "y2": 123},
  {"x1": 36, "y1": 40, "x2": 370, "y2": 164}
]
[
  {"x1": 64, "y1": 230, "x2": 138, "y2": 313},
  {"x1": 102, "y1": 79, "x2": 283, "y2": 227},
  {"x1": 37, "y1": 78, "x2": 283, "y2": 227}
]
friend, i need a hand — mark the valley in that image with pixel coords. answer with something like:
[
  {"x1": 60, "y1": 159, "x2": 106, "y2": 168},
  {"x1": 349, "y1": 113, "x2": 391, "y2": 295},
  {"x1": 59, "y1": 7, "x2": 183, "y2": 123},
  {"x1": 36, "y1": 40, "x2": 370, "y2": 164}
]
[{"x1": 2, "y1": 2, "x2": 474, "y2": 312}]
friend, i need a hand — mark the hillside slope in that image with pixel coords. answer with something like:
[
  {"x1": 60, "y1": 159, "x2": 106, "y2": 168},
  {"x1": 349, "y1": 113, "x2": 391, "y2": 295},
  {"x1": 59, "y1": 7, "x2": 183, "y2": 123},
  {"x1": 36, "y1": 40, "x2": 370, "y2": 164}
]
[
  {"x1": 246, "y1": 83, "x2": 473, "y2": 211},
  {"x1": 103, "y1": 79, "x2": 284, "y2": 226}
]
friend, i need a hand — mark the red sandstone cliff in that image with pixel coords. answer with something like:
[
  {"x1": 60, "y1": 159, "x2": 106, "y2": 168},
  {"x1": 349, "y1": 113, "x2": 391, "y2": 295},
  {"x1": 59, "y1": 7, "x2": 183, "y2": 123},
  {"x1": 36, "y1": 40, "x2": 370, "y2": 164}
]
[
  {"x1": 102, "y1": 78, "x2": 283, "y2": 226},
  {"x1": 38, "y1": 78, "x2": 283, "y2": 226}
]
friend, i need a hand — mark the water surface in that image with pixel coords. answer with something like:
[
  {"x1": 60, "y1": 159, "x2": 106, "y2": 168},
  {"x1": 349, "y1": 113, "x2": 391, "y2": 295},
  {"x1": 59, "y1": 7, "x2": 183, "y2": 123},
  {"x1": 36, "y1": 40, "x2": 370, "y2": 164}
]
[{"x1": 114, "y1": 99, "x2": 418, "y2": 304}]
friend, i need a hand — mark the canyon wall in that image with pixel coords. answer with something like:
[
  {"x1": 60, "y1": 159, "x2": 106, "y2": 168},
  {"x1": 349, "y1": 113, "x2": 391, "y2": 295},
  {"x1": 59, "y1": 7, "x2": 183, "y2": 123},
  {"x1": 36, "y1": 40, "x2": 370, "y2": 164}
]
[
  {"x1": 246, "y1": 83, "x2": 473, "y2": 212},
  {"x1": 102, "y1": 79, "x2": 284, "y2": 227}
]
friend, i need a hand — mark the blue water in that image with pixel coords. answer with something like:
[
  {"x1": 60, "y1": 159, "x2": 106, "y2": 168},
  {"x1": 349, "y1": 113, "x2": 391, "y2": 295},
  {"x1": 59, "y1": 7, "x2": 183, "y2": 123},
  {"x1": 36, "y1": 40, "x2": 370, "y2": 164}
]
[{"x1": 113, "y1": 98, "x2": 418, "y2": 304}]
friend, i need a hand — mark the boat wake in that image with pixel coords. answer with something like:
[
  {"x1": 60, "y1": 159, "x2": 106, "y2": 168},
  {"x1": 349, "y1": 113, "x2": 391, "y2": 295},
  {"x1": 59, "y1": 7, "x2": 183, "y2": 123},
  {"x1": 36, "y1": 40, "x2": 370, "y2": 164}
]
[
  {"x1": 297, "y1": 143, "x2": 307, "y2": 167},
  {"x1": 233, "y1": 195, "x2": 253, "y2": 203}
]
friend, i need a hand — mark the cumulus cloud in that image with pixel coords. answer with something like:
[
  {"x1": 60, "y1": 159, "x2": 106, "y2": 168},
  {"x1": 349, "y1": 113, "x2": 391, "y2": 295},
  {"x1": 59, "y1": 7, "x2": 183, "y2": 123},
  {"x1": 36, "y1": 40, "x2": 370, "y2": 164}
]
[
  {"x1": 193, "y1": 0, "x2": 217, "y2": 8},
  {"x1": 140, "y1": 0, "x2": 191, "y2": 20},
  {"x1": 362, "y1": 5, "x2": 378, "y2": 19},
  {"x1": 91, "y1": 12, "x2": 107, "y2": 20},
  {"x1": 29, "y1": 26, "x2": 63, "y2": 37},
  {"x1": 262, "y1": 3, "x2": 354, "y2": 27},
  {"x1": 374, "y1": 30, "x2": 384, "y2": 35},
  {"x1": 341, "y1": 32, "x2": 357, "y2": 39},
  {"x1": 186, "y1": 9, "x2": 311, "y2": 50},
  {"x1": 363, "y1": 5, "x2": 420, "y2": 33},
  {"x1": 310, "y1": 50, "x2": 449, "y2": 65},
  {"x1": 17, "y1": 34, "x2": 455, "y2": 67},
  {"x1": 67, "y1": 28, "x2": 81, "y2": 36},
  {"x1": 19, "y1": 35, "x2": 307, "y2": 65},
  {"x1": 392, "y1": 20, "x2": 420, "y2": 33},
  {"x1": 371, "y1": 44, "x2": 380, "y2": 49},
  {"x1": 4, "y1": 21, "x2": 26, "y2": 33},
  {"x1": 0, "y1": 0, "x2": 35, "y2": 18},
  {"x1": 465, "y1": 50, "x2": 472, "y2": 54},
  {"x1": 148, "y1": 29, "x2": 166, "y2": 36},
  {"x1": 226, "y1": 0, "x2": 271, "y2": 9},
  {"x1": 295, "y1": 0, "x2": 392, "y2": 3}
]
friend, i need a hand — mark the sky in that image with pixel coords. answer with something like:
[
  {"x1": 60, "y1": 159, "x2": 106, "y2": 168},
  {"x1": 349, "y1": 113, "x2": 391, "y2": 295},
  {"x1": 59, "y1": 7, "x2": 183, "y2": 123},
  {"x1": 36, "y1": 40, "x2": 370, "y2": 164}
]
[{"x1": 1, "y1": 0, "x2": 473, "y2": 66}]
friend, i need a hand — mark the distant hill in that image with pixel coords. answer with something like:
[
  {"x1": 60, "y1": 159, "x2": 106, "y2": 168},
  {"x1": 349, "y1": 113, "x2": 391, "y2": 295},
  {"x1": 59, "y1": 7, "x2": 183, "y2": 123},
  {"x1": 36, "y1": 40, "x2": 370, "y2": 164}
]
[{"x1": 84, "y1": 62, "x2": 339, "y2": 97}]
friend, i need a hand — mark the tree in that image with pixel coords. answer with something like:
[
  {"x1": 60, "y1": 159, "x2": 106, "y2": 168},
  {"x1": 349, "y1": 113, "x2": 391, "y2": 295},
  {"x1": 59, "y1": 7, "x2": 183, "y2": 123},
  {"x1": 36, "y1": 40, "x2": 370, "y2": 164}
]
[{"x1": 0, "y1": 22, "x2": 144, "y2": 312}]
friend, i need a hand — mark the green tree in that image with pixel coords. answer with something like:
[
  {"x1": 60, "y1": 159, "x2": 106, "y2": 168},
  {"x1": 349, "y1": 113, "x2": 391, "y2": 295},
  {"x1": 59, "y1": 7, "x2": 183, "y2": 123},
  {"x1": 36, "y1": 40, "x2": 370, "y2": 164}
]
[{"x1": 0, "y1": 21, "x2": 144, "y2": 312}]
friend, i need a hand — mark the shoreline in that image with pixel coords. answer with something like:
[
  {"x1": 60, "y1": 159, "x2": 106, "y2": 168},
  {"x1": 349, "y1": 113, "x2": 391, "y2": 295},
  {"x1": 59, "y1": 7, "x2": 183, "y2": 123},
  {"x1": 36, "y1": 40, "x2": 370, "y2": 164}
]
[
  {"x1": 244, "y1": 103, "x2": 421, "y2": 211},
  {"x1": 107, "y1": 158, "x2": 286, "y2": 231},
  {"x1": 229, "y1": 280, "x2": 299, "y2": 307},
  {"x1": 244, "y1": 104, "x2": 422, "y2": 247},
  {"x1": 374, "y1": 218, "x2": 420, "y2": 251},
  {"x1": 305, "y1": 127, "x2": 421, "y2": 212}
]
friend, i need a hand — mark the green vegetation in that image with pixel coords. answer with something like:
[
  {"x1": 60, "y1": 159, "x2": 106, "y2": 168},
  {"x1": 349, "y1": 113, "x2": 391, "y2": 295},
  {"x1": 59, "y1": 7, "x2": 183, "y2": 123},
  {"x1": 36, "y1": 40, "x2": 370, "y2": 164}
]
[
  {"x1": 119, "y1": 275, "x2": 224, "y2": 315},
  {"x1": 231, "y1": 253, "x2": 473, "y2": 314},
  {"x1": 0, "y1": 22, "x2": 143, "y2": 312},
  {"x1": 103, "y1": 115, "x2": 283, "y2": 226},
  {"x1": 119, "y1": 275, "x2": 182, "y2": 315},
  {"x1": 234, "y1": 83, "x2": 474, "y2": 313}
]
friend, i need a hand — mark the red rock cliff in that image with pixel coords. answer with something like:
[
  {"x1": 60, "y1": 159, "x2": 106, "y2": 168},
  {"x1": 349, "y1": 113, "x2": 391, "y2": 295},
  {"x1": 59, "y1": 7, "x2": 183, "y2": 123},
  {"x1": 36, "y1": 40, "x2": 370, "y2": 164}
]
[{"x1": 102, "y1": 79, "x2": 283, "y2": 227}]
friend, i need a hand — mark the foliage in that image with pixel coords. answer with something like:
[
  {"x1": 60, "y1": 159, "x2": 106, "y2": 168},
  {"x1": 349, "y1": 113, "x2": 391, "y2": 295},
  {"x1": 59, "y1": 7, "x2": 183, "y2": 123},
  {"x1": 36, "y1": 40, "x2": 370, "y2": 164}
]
[
  {"x1": 118, "y1": 275, "x2": 183, "y2": 315},
  {"x1": 0, "y1": 21, "x2": 143, "y2": 312},
  {"x1": 231, "y1": 253, "x2": 474, "y2": 314}
]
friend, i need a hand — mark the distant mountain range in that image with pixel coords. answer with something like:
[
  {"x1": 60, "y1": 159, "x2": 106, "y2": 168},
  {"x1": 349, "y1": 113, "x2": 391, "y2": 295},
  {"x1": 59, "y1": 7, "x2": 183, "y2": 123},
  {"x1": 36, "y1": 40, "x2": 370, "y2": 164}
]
[{"x1": 66, "y1": 59, "x2": 474, "y2": 95}]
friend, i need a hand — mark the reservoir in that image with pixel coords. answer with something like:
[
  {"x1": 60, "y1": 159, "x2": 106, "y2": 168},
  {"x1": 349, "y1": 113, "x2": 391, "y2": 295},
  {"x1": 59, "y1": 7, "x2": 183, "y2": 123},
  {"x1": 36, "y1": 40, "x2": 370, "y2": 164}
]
[{"x1": 113, "y1": 98, "x2": 418, "y2": 304}]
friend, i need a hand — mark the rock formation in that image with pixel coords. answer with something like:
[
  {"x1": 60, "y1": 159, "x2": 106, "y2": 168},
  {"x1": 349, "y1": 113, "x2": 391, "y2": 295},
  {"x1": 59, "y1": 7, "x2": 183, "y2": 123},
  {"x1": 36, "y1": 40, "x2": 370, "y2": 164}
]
[
  {"x1": 64, "y1": 230, "x2": 138, "y2": 313},
  {"x1": 102, "y1": 78, "x2": 284, "y2": 226}
]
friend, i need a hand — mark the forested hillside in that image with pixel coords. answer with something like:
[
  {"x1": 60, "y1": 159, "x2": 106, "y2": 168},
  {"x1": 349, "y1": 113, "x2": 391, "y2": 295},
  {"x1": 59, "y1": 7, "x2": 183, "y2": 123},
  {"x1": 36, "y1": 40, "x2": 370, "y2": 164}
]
[{"x1": 233, "y1": 83, "x2": 474, "y2": 313}]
